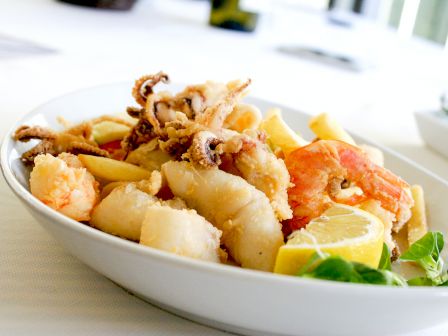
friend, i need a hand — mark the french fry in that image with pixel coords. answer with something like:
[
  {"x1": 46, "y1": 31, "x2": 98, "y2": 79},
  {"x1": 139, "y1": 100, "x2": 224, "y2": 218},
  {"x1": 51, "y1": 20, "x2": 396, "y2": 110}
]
[
  {"x1": 309, "y1": 113, "x2": 385, "y2": 166},
  {"x1": 309, "y1": 112, "x2": 356, "y2": 145},
  {"x1": 407, "y1": 185, "x2": 428, "y2": 245},
  {"x1": 92, "y1": 121, "x2": 131, "y2": 145},
  {"x1": 260, "y1": 108, "x2": 309, "y2": 154},
  {"x1": 78, "y1": 154, "x2": 151, "y2": 182}
]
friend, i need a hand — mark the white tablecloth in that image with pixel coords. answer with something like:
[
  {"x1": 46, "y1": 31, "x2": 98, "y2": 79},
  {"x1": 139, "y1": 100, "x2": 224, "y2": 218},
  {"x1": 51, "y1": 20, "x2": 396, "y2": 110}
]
[{"x1": 1, "y1": 0, "x2": 448, "y2": 335}]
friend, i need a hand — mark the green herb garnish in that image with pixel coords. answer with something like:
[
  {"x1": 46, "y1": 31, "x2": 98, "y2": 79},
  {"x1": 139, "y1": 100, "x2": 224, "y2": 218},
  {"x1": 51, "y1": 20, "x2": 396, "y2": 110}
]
[
  {"x1": 400, "y1": 232, "x2": 447, "y2": 285},
  {"x1": 298, "y1": 254, "x2": 406, "y2": 286},
  {"x1": 378, "y1": 243, "x2": 392, "y2": 271},
  {"x1": 297, "y1": 232, "x2": 448, "y2": 287}
]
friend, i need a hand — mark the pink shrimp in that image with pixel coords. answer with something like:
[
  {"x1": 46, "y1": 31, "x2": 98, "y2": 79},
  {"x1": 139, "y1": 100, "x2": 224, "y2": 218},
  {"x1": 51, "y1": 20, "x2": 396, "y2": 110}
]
[
  {"x1": 284, "y1": 140, "x2": 413, "y2": 234},
  {"x1": 30, "y1": 153, "x2": 100, "y2": 221}
]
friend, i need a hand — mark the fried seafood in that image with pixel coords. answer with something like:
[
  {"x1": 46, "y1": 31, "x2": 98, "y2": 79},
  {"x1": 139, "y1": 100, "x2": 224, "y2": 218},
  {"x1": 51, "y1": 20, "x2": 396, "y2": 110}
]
[
  {"x1": 125, "y1": 139, "x2": 173, "y2": 171},
  {"x1": 195, "y1": 80, "x2": 251, "y2": 129},
  {"x1": 132, "y1": 71, "x2": 170, "y2": 108},
  {"x1": 359, "y1": 199, "x2": 396, "y2": 251},
  {"x1": 140, "y1": 206, "x2": 222, "y2": 263},
  {"x1": 132, "y1": 72, "x2": 246, "y2": 121},
  {"x1": 12, "y1": 72, "x2": 428, "y2": 277},
  {"x1": 122, "y1": 73, "x2": 252, "y2": 155},
  {"x1": 122, "y1": 107, "x2": 158, "y2": 153},
  {"x1": 223, "y1": 103, "x2": 262, "y2": 132},
  {"x1": 223, "y1": 133, "x2": 292, "y2": 221},
  {"x1": 13, "y1": 125, "x2": 55, "y2": 141},
  {"x1": 162, "y1": 161, "x2": 284, "y2": 271},
  {"x1": 90, "y1": 178, "x2": 222, "y2": 263},
  {"x1": 91, "y1": 179, "x2": 183, "y2": 241},
  {"x1": 172, "y1": 79, "x2": 254, "y2": 128},
  {"x1": 30, "y1": 153, "x2": 99, "y2": 221},
  {"x1": 284, "y1": 140, "x2": 414, "y2": 234},
  {"x1": 122, "y1": 74, "x2": 293, "y2": 222},
  {"x1": 187, "y1": 130, "x2": 223, "y2": 168},
  {"x1": 170, "y1": 80, "x2": 230, "y2": 118},
  {"x1": 129, "y1": 73, "x2": 249, "y2": 133},
  {"x1": 91, "y1": 183, "x2": 160, "y2": 240},
  {"x1": 14, "y1": 123, "x2": 109, "y2": 164}
]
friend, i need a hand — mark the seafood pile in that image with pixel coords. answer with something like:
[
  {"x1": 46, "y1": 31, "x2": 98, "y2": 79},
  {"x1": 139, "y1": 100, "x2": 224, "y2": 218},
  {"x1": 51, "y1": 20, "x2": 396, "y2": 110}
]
[{"x1": 14, "y1": 72, "x2": 419, "y2": 275}]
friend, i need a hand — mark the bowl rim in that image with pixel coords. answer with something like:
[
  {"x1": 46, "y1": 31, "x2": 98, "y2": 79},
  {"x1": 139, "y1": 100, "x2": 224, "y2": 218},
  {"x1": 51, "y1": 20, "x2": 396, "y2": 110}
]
[{"x1": 2, "y1": 82, "x2": 448, "y2": 297}]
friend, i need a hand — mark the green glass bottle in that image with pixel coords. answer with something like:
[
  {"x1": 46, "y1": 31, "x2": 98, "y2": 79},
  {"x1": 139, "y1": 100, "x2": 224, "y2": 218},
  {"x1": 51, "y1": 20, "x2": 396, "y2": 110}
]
[
  {"x1": 209, "y1": 0, "x2": 259, "y2": 32},
  {"x1": 57, "y1": 0, "x2": 136, "y2": 10}
]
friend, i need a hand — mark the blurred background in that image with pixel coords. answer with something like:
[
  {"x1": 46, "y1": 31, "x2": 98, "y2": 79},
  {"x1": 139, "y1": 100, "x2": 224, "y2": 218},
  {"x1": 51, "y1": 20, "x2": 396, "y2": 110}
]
[{"x1": 0, "y1": 0, "x2": 447, "y2": 172}]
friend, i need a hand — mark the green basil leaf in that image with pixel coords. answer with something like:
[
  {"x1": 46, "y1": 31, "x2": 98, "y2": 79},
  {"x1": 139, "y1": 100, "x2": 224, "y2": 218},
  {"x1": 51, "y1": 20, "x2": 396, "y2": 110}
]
[
  {"x1": 439, "y1": 279, "x2": 448, "y2": 286},
  {"x1": 300, "y1": 256, "x2": 406, "y2": 286},
  {"x1": 407, "y1": 277, "x2": 435, "y2": 286},
  {"x1": 400, "y1": 232, "x2": 444, "y2": 261},
  {"x1": 400, "y1": 232, "x2": 445, "y2": 284},
  {"x1": 353, "y1": 263, "x2": 407, "y2": 286},
  {"x1": 378, "y1": 243, "x2": 392, "y2": 271},
  {"x1": 439, "y1": 273, "x2": 448, "y2": 285},
  {"x1": 297, "y1": 251, "x2": 329, "y2": 276},
  {"x1": 409, "y1": 274, "x2": 448, "y2": 287},
  {"x1": 301, "y1": 257, "x2": 362, "y2": 283}
]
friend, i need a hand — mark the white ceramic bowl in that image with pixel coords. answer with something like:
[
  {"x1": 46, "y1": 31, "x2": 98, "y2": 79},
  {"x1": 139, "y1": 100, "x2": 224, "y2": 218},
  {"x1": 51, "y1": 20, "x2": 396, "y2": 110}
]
[
  {"x1": 2, "y1": 83, "x2": 448, "y2": 336},
  {"x1": 415, "y1": 110, "x2": 448, "y2": 159}
]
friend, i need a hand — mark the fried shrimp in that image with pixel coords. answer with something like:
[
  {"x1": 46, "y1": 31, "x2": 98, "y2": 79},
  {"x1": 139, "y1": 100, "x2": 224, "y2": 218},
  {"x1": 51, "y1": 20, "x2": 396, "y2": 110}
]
[
  {"x1": 162, "y1": 161, "x2": 284, "y2": 271},
  {"x1": 284, "y1": 140, "x2": 414, "y2": 234},
  {"x1": 29, "y1": 153, "x2": 99, "y2": 221}
]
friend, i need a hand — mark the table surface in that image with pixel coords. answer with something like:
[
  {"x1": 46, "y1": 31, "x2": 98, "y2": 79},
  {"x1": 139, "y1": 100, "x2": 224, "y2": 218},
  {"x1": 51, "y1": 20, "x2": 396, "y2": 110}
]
[{"x1": 1, "y1": 0, "x2": 448, "y2": 335}]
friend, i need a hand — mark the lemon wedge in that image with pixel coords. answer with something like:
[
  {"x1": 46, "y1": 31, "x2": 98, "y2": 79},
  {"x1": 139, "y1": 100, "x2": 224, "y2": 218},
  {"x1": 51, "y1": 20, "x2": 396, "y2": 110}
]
[
  {"x1": 260, "y1": 108, "x2": 309, "y2": 154},
  {"x1": 274, "y1": 204, "x2": 384, "y2": 275}
]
